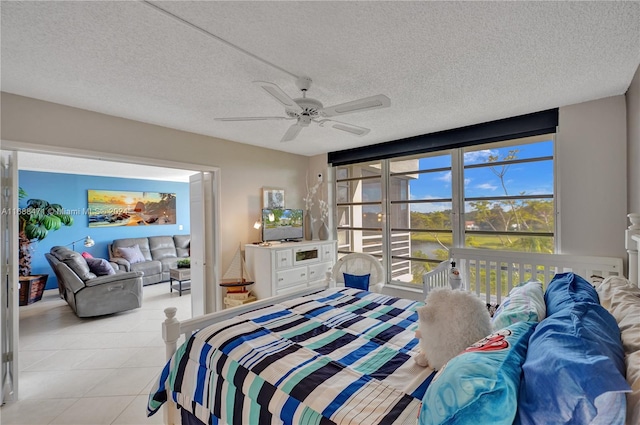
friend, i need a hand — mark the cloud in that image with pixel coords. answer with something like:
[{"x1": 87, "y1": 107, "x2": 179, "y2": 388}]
[
  {"x1": 463, "y1": 149, "x2": 497, "y2": 164},
  {"x1": 436, "y1": 171, "x2": 451, "y2": 182},
  {"x1": 476, "y1": 183, "x2": 497, "y2": 191},
  {"x1": 411, "y1": 202, "x2": 451, "y2": 213}
]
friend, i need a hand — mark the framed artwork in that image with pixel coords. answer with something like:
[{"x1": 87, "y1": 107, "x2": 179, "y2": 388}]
[
  {"x1": 262, "y1": 187, "x2": 285, "y2": 209},
  {"x1": 87, "y1": 189, "x2": 177, "y2": 227}
]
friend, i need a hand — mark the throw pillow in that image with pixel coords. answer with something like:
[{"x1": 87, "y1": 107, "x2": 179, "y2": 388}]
[
  {"x1": 491, "y1": 280, "x2": 545, "y2": 331},
  {"x1": 85, "y1": 257, "x2": 116, "y2": 276},
  {"x1": 343, "y1": 273, "x2": 370, "y2": 291},
  {"x1": 117, "y1": 245, "x2": 146, "y2": 264},
  {"x1": 517, "y1": 302, "x2": 629, "y2": 424},
  {"x1": 81, "y1": 251, "x2": 93, "y2": 259},
  {"x1": 419, "y1": 321, "x2": 537, "y2": 425},
  {"x1": 544, "y1": 272, "x2": 600, "y2": 316}
]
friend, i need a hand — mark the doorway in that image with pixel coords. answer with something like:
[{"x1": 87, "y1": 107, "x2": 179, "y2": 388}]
[{"x1": 1, "y1": 146, "x2": 221, "y2": 403}]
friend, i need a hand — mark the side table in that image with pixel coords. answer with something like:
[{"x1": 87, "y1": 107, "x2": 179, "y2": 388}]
[{"x1": 169, "y1": 267, "x2": 191, "y2": 296}]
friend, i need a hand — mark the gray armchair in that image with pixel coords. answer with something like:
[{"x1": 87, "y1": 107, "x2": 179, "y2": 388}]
[{"x1": 46, "y1": 246, "x2": 143, "y2": 318}]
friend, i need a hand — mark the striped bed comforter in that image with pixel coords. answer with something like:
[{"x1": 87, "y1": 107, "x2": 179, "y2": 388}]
[{"x1": 147, "y1": 288, "x2": 436, "y2": 425}]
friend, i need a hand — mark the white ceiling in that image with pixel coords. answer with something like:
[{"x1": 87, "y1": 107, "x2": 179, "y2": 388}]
[{"x1": 2, "y1": 1, "x2": 640, "y2": 158}]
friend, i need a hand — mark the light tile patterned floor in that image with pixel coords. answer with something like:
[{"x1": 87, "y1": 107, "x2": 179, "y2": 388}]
[{"x1": 1, "y1": 282, "x2": 191, "y2": 424}]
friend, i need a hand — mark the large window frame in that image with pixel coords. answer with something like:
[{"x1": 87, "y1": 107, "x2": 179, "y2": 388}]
[{"x1": 334, "y1": 134, "x2": 556, "y2": 288}]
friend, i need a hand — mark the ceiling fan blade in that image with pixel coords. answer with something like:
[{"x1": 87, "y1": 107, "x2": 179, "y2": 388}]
[
  {"x1": 215, "y1": 116, "x2": 292, "y2": 122},
  {"x1": 253, "y1": 81, "x2": 303, "y2": 113},
  {"x1": 281, "y1": 123, "x2": 303, "y2": 143},
  {"x1": 317, "y1": 119, "x2": 370, "y2": 136},
  {"x1": 321, "y1": 94, "x2": 390, "y2": 117}
]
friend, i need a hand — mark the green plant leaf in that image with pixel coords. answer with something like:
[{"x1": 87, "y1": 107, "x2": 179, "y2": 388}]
[
  {"x1": 42, "y1": 215, "x2": 62, "y2": 230},
  {"x1": 26, "y1": 199, "x2": 48, "y2": 209},
  {"x1": 48, "y1": 204, "x2": 64, "y2": 215},
  {"x1": 24, "y1": 223, "x2": 48, "y2": 241},
  {"x1": 59, "y1": 215, "x2": 74, "y2": 226}
]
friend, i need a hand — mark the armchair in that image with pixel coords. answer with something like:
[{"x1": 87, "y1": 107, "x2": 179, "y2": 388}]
[
  {"x1": 46, "y1": 246, "x2": 143, "y2": 317},
  {"x1": 330, "y1": 252, "x2": 385, "y2": 293}
]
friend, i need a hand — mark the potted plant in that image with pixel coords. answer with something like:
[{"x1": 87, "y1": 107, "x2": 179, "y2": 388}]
[
  {"x1": 18, "y1": 191, "x2": 73, "y2": 304},
  {"x1": 177, "y1": 258, "x2": 190, "y2": 269}
]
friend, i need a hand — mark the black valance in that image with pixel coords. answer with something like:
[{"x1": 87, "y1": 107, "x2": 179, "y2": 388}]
[{"x1": 328, "y1": 108, "x2": 558, "y2": 166}]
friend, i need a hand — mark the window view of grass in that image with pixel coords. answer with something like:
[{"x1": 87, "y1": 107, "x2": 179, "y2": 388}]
[{"x1": 336, "y1": 135, "x2": 555, "y2": 295}]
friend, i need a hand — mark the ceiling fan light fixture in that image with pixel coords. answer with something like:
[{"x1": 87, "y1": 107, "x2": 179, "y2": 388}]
[{"x1": 218, "y1": 78, "x2": 390, "y2": 142}]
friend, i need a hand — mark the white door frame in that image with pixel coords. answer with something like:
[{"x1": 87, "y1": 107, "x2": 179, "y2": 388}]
[
  {"x1": 1, "y1": 150, "x2": 19, "y2": 403},
  {"x1": 189, "y1": 172, "x2": 221, "y2": 316},
  {"x1": 0, "y1": 140, "x2": 221, "y2": 319}
]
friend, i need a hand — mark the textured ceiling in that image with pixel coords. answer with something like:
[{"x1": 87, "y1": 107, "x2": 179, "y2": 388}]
[{"x1": 2, "y1": 1, "x2": 640, "y2": 157}]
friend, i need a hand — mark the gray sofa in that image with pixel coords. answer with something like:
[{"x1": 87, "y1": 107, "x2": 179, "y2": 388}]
[
  {"x1": 45, "y1": 246, "x2": 143, "y2": 317},
  {"x1": 108, "y1": 235, "x2": 190, "y2": 286}
]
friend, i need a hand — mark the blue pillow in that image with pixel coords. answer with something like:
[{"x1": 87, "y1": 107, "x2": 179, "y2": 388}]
[
  {"x1": 343, "y1": 273, "x2": 370, "y2": 290},
  {"x1": 516, "y1": 303, "x2": 629, "y2": 424},
  {"x1": 420, "y1": 321, "x2": 536, "y2": 425},
  {"x1": 544, "y1": 272, "x2": 600, "y2": 316},
  {"x1": 85, "y1": 257, "x2": 116, "y2": 276}
]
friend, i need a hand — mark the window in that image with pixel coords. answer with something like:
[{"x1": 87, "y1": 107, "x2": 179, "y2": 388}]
[{"x1": 334, "y1": 134, "x2": 555, "y2": 287}]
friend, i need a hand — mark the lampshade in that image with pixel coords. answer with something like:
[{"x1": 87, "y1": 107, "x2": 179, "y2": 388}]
[{"x1": 253, "y1": 221, "x2": 262, "y2": 230}]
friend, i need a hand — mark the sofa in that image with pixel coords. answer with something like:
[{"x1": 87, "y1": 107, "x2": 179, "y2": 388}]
[
  {"x1": 108, "y1": 235, "x2": 190, "y2": 286},
  {"x1": 45, "y1": 246, "x2": 143, "y2": 317}
]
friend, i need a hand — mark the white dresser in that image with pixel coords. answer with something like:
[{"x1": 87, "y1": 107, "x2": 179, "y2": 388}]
[{"x1": 245, "y1": 241, "x2": 337, "y2": 300}]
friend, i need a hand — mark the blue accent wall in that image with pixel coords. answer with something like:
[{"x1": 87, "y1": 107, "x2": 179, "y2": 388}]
[{"x1": 19, "y1": 170, "x2": 191, "y2": 289}]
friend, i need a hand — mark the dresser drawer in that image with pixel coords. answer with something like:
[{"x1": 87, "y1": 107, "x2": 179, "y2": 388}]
[
  {"x1": 276, "y1": 282, "x2": 308, "y2": 296},
  {"x1": 275, "y1": 266, "x2": 308, "y2": 288},
  {"x1": 275, "y1": 249, "x2": 293, "y2": 269},
  {"x1": 308, "y1": 262, "x2": 332, "y2": 283},
  {"x1": 320, "y1": 243, "x2": 335, "y2": 262}
]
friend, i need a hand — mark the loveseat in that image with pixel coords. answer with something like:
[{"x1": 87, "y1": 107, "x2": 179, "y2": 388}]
[
  {"x1": 108, "y1": 235, "x2": 190, "y2": 286},
  {"x1": 45, "y1": 246, "x2": 143, "y2": 317}
]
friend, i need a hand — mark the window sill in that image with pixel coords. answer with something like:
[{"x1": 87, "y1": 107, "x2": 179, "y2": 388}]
[{"x1": 381, "y1": 283, "x2": 425, "y2": 301}]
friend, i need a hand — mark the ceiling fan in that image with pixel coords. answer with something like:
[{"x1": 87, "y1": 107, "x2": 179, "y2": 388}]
[{"x1": 215, "y1": 76, "x2": 390, "y2": 142}]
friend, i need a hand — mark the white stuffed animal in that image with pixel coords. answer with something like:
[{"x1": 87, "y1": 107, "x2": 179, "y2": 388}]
[{"x1": 414, "y1": 288, "x2": 492, "y2": 370}]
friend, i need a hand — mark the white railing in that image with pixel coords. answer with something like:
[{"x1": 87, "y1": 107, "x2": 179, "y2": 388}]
[{"x1": 423, "y1": 248, "x2": 623, "y2": 304}]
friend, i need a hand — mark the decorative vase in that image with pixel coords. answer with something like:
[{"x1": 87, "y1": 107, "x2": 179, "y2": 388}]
[
  {"x1": 318, "y1": 221, "x2": 329, "y2": 240},
  {"x1": 304, "y1": 210, "x2": 313, "y2": 240}
]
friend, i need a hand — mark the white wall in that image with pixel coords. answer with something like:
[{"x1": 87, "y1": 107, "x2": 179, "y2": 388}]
[
  {"x1": 627, "y1": 64, "x2": 640, "y2": 215},
  {"x1": 557, "y1": 95, "x2": 627, "y2": 260},
  {"x1": 0, "y1": 92, "x2": 311, "y2": 277},
  {"x1": 1, "y1": 91, "x2": 633, "y2": 270}
]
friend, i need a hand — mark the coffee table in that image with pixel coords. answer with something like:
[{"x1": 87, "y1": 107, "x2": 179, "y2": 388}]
[{"x1": 169, "y1": 267, "x2": 191, "y2": 296}]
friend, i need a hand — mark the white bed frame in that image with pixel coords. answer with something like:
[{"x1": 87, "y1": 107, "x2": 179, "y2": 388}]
[
  {"x1": 424, "y1": 249, "x2": 623, "y2": 304},
  {"x1": 161, "y1": 214, "x2": 640, "y2": 425}
]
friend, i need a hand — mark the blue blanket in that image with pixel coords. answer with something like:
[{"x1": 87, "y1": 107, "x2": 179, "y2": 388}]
[{"x1": 148, "y1": 288, "x2": 435, "y2": 424}]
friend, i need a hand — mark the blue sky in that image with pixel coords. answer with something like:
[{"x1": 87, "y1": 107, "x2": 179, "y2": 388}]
[{"x1": 408, "y1": 140, "x2": 554, "y2": 213}]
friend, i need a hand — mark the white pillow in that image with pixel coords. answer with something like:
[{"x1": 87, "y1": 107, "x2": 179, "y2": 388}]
[{"x1": 491, "y1": 280, "x2": 546, "y2": 331}]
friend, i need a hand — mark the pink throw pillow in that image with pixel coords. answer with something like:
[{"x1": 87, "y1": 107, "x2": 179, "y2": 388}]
[{"x1": 81, "y1": 252, "x2": 94, "y2": 259}]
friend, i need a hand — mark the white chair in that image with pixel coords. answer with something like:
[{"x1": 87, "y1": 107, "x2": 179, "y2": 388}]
[{"x1": 329, "y1": 252, "x2": 385, "y2": 293}]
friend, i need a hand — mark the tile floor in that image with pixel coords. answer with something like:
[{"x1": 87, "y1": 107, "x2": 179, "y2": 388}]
[{"x1": 1, "y1": 282, "x2": 192, "y2": 425}]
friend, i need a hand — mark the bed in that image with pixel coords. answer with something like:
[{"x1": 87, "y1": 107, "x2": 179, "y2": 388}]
[{"x1": 147, "y1": 216, "x2": 640, "y2": 425}]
